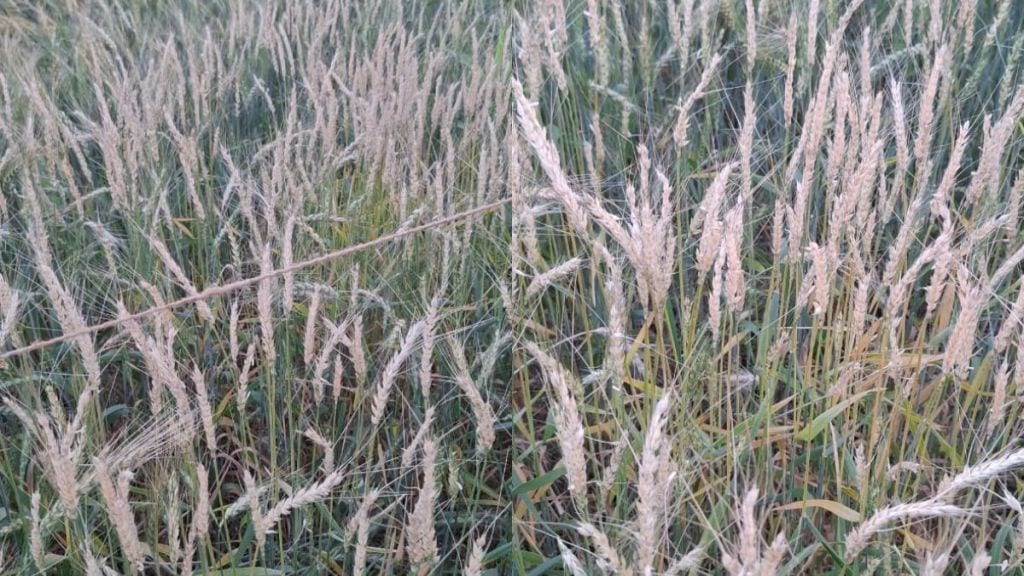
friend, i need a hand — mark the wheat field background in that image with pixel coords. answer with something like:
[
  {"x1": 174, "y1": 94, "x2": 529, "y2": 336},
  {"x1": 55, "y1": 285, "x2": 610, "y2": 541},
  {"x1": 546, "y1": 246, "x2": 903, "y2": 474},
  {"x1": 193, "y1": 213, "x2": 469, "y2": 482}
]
[{"x1": 1, "y1": 0, "x2": 1024, "y2": 574}]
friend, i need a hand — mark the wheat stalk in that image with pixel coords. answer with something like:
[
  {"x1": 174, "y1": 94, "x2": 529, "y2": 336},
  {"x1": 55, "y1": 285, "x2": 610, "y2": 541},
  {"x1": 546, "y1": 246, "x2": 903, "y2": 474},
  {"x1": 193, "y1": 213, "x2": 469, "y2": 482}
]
[{"x1": 0, "y1": 199, "x2": 509, "y2": 362}]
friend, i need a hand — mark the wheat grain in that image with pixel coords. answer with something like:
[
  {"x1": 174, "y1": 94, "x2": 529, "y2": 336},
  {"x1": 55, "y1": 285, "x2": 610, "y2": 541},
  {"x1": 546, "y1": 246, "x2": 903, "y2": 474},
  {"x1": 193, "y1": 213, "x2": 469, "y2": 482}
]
[
  {"x1": 738, "y1": 489, "x2": 760, "y2": 570},
  {"x1": 303, "y1": 286, "x2": 321, "y2": 366},
  {"x1": 331, "y1": 354, "x2": 344, "y2": 403},
  {"x1": 26, "y1": 408, "x2": 79, "y2": 517},
  {"x1": 256, "y1": 466, "x2": 347, "y2": 548},
  {"x1": 526, "y1": 257, "x2": 584, "y2": 298},
  {"x1": 920, "y1": 550, "x2": 950, "y2": 576},
  {"x1": 314, "y1": 318, "x2": 351, "y2": 394},
  {"x1": 665, "y1": 547, "x2": 704, "y2": 575},
  {"x1": 465, "y1": 534, "x2": 488, "y2": 576},
  {"x1": 806, "y1": 0, "x2": 820, "y2": 66},
  {"x1": 193, "y1": 463, "x2": 209, "y2": 541},
  {"x1": 724, "y1": 203, "x2": 746, "y2": 312},
  {"x1": 179, "y1": 470, "x2": 208, "y2": 574},
  {"x1": 695, "y1": 163, "x2": 735, "y2": 273},
  {"x1": 512, "y1": 79, "x2": 589, "y2": 234},
  {"x1": 371, "y1": 318, "x2": 425, "y2": 427},
  {"x1": 585, "y1": 0, "x2": 607, "y2": 87},
  {"x1": 82, "y1": 543, "x2": 115, "y2": 576},
  {"x1": 0, "y1": 275, "x2": 18, "y2": 348},
  {"x1": 988, "y1": 360, "x2": 1010, "y2": 436},
  {"x1": 937, "y1": 448, "x2": 1024, "y2": 499},
  {"x1": 257, "y1": 242, "x2": 276, "y2": 367},
  {"x1": 229, "y1": 298, "x2": 240, "y2": 362},
  {"x1": 931, "y1": 122, "x2": 970, "y2": 219},
  {"x1": 304, "y1": 427, "x2": 334, "y2": 473},
  {"x1": 966, "y1": 87, "x2": 1024, "y2": 206},
  {"x1": 164, "y1": 110, "x2": 206, "y2": 221},
  {"x1": 281, "y1": 212, "x2": 296, "y2": 316},
  {"x1": 596, "y1": 243, "x2": 628, "y2": 388},
  {"x1": 709, "y1": 246, "x2": 724, "y2": 341},
  {"x1": 447, "y1": 335, "x2": 496, "y2": 456},
  {"x1": 30, "y1": 491, "x2": 44, "y2": 569},
  {"x1": 166, "y1": 474, "x2": 182, "y2": 566},
  {"x1": 407, "y1": 437, "x2": 439, "y2": 576},
  {"x1": 854, "y1": 442, "x2": 870, "y2": 496},
  {"x1": 419, "y1": 296, "x2": 441, "y2": 400},
  {"x1": 969, "y1": 549, "x2": 991, "y2": 576},
  {"x1": 350, "y1": 488, "x2": 379, "y2": 576},
  {"x1": 1006, "y1": 166, "x2": 1024, "y2": 236},
  {"x1": 942, "y1": 270, "x2": 984, "y2": 378},
  {"x1": 760, "y1": 532, "x2": 788, "y2": 576},
  {"x1": 673, "y1": 53, "x2": 723, "y2": 148},
  {"x1": 925, "y1": 222, "x2": 955, "y2": 316},
  {"x1": 599, "y1": 432, "x2": 627, "y2": 500},
  {"x1": 635, "y1": 391, "x2": 673, "y2": 574},
  {"x1": 576, "y1": 523, "x2": 628, "y2": 575},
  {"x1": 94, "y1": 458, "x2": 146, "y2": 572},
  {"x1": 524, "y1": 341, "x2": 588, "y2": 509},
  {"x1": 912, "y1": 44, "x2": 950, "y2": 190},
  {"x1": 237, "y1": 341, "x2": 256, "y2": 413},
  {"x1": 242, "y1": 469, "x2": 264, "y2": 546},
  {"x1": 148, "y1": 234, "x2": 214, "y2": 323},
  {"x1": 844, "y1": 501, "x2": 963, "y2": 561},
  {"x1": 558, "y1": 539, "x2": 588, "y2": 576},
  {"x1": 995, "y1": 280, "x2": 1024, "y2": 353},
  {"x1": 402, "y1": 407, "x2": 436, "y2": 469},
  {"x1": 191, "y1": 366, "x2": 216, "y2": 451}
]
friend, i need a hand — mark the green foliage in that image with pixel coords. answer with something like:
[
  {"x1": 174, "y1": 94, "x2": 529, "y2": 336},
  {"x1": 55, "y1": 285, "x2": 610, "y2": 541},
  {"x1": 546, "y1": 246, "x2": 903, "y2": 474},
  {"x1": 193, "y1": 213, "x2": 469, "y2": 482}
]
[{"x1": 1, "y1": 0, "x2": 1023, "y2": 574}]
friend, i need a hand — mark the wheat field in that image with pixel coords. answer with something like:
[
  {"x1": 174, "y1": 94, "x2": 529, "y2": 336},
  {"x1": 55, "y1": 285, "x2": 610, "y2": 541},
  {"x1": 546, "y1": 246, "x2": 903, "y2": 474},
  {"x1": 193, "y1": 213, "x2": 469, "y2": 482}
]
[{"x1": 1, "y1": 0, "x2": 1024, "y2": 574}]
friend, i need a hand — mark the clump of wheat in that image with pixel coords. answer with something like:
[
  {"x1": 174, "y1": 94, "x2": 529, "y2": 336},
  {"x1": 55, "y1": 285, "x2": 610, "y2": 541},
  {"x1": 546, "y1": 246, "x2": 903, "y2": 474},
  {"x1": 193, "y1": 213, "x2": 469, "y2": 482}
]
[
  {"x1": 722, "y1": 489, "x2": 788, "y2": 576},
  {"x1": 253, "y1": 466, "x2": 347, "y2": 549},
  {"x1": 3, "y1": 0, "x2": 1024, "y2": 572},
  {"x1": 847, "y1": 447, "x2": 1024, "y2": 559}
]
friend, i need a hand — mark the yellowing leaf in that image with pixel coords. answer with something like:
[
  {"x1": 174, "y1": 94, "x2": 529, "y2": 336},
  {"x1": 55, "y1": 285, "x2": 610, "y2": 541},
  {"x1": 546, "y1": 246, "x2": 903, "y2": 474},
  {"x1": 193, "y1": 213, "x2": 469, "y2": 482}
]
[{"x1": 775, "y1": 498, "x2": 862, "y2": 522}]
